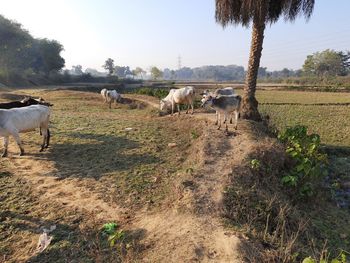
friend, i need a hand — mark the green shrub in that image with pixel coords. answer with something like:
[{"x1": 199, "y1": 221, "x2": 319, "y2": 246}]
[
  {"x1": 278, "y1": 125, "x2": 328, "y2": 198},
  {"x1": 303, "y1": 250, "x2": 348, "y2": 263},
  {"x1": 135, "y1": 87, "x2": 170, "y2": 99},
  {"x1": 101, "y1": 222, "x2": 126, "y2": 247}
]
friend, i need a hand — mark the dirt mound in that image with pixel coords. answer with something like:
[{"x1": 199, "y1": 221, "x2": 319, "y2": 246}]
[{"x1": 120, "y1": 97, "x2": 147, "y2": 109}]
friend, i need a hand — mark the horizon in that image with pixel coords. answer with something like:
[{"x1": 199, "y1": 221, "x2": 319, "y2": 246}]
[{"x1": 2, "y1": 0, "x2": 350, "y2": 72}]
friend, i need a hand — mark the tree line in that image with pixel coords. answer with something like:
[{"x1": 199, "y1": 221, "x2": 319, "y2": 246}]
[
  {"x1": 0, "y1": 15, "x2": 65, "y2": 85},
  {"x1": 1, "y1": 13, "x2": 349, "y2": 86}
]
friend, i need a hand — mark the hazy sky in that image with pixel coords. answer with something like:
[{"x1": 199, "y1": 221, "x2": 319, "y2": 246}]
[{"x1": 2, "y1": 0, "x2": 350, "y2": 71}]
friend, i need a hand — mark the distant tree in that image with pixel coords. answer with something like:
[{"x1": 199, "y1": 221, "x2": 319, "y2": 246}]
[
  {"x1": 85, "y1": 68, "x2": 106, "y2": 77},
  {"x1": 133, "y1": 67, "x2": 145, "y2": 79},
  {"x1": 32, "y1": 38, "x2": 65, "y2": 75},
  {"x1": 103, "y1": 58, "x2": 115, "y2": 75},
  {"x1": 0, "y1": 15, "x2": 33, "y2": 73},
  {"x1": 72, "y1": 65, "x2": 83, "y2": 75},
  {"x1": 114, "y1": 66, "x2": 126, "y2": 78},
  {"x1": 150, "y1": 66, "x2": 163, "y2": 80},
  {"x1": 176, "y1": 67, "x2": 193, "y2": 80},
  {"x1": 281, "y1": 68, "x2": 291, "y2": 78},
  {"x1": 215, "y1": 0, "x2": 315, "y2": 121},
  {"x1": 339, "y1": 51, "x2": 350, "y2": 75},
  {"x1": 170, "y1": 70, "x2": 176, "y2": 80},
  {"x1": 0, "y1": 15, "x2": 65, "y2": 77},
  {"x1": 258, "y1": 67, "x2": 267, "y2": 78},
  {"x1": 124, "y1": 66, "x2": 132, "y2": 77},
  {"x1": 302, "y1": 49, "x2": 350, "y2": 77}
]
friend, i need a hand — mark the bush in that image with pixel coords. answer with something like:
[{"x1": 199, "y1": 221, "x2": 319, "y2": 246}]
[
  {"x1": 134, "y1": 87, "x2": 170, "y2": 99},
  {"x1": 278, "y1": 125, "x2": 328, "y2": 198}
]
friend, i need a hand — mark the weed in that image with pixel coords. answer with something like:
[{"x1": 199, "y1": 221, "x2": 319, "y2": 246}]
[
  {"x1": 190, "y1": 130, "x2": 200, "y2": 139},
  {"x1": 303, "y1": 250, "x2": 349, "y2": 263},
  {"x1": 250, "y1": 159, "x2": 261, "y2": 170},
  {"x1": 102, "y1": 222, "x2": 126, "y2": 247},
  {"x1": 278, "y1": 125, "x2": 328, "y2": 198}
]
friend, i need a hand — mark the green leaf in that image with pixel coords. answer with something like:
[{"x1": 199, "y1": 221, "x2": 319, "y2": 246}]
[
  {"x1": 302, "y1": 256, "x2": 316, "y2": 263},
  {"x1": 102, "y1": 222, "x2": 118, "y2": 235}
]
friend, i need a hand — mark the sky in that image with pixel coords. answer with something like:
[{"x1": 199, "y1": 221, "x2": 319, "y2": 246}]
[{"x1": 1, "y1": 0, "x2": 350, "y2": 72}]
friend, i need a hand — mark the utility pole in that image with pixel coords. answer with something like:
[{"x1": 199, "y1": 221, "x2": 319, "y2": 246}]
[{"x1": 177, "y1": 55, "x2": 182, "y2": 70}]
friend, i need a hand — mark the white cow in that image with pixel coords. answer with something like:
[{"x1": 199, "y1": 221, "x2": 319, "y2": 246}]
[
  {"x1": 160, "y1": 86, "x2": 195, "y2": 115},
  {"x1": 0, "y1": 105, "x2": 51, "y2": 157},
  {"x1": 201, "y1": 87, "x2": 235, "y2": 125},
  {"x1": 202, "y1": 94, "x2": 241, "y2": 132},
  {"x1": 101, "y1": 88, "x2": 108, "y2": 103},
  {"x1": 106, "y1": 90, "x2": 122, "y2": 109}
]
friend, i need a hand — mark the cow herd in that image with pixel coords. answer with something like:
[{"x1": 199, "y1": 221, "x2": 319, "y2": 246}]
[
  {"x1": 0, "y1": 86, "x2": 241, "y2": 157},
  {"x1": 159, "y1": 86, "x2": 241, "y2": 132}
]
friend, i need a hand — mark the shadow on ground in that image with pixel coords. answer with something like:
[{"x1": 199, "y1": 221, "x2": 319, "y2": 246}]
[{"x1": 46, "y1": 132, "x2": 160, "y2": 179}]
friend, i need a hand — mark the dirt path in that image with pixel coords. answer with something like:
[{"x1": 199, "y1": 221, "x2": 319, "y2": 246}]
[
  {"x1": 127, "y1": 122, "x2": 254, "y2": 262},
  {"x1": 120, "y1": 95, "x2": 252, "y2": 262}
]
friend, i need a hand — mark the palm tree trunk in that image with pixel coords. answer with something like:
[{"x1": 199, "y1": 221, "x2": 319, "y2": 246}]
[{"x1": 240, "y1": 16, "x2": 266, "y2": 121}]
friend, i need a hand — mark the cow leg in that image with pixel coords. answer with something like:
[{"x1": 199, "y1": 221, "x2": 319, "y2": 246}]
[
  {"x1": 186, "y1": 104, "x2": 189, "y2": 114},
  {"x1": 13, "y1": 133, "x2": 24, "y2": 156},
  {"x1": 215, "y1": 111, "x2": 218, "y2": 125},
  {"x1": 45, "y1": 129, "x2": 50, "y2": 148},
  {"x1": 40, "y1": 128, "x2": 48, "y2": 152},
  {"x1": 109, "y1": 101, "x2": 112, "y2": 109},
  {"x1": 191, "y1": 103, "x2": 194, "y2": 114},
  {"x1": 217, "y1": 113, "x2": 221, "y2": 130},
  {"x1": 234, "y1": 111, "x2": 239, "y2": 130},
  {"x1": 177, "y1": 104, "x2": 181, "y2": 116},
  {"x1": 2, "y1": 137, "x2": 9, "y2": 157},
  {"x1": 171, "y1": 102, "x2": 175, "y2": 116},
  {"x1": 223, "y1": 112, "x2": 227, "y2": 124}
]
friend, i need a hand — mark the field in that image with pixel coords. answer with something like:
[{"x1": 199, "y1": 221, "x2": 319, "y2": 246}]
[
  {"x1": 255, "y1": 90, "x2": 350, "y2": 147},
  {"x1": 0, "y1": 89, "x2": 205, "y2": 262},
  {"x1": 0, "y1": 87, "x2": 349, "y2": 262}
]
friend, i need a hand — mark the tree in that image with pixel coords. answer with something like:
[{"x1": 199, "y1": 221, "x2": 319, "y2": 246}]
[
  {"x1": 133, "y1": 67, "x2": 145, "y2": 79},
  {"x1": 0, "y1": 15, "x2": 65, "y2": 76},
  {"x1": 215, "y1": 0, "x2": 315, "y2": 121},
  {"x1": 302, "y1": 49, "x2": 350, "y2": 77},
  {"x1": 170, "y1": 70, "x2": 176, "y2": 80},
  {"x1": 30, "y1": 38, "x2": 65, "y2": 75},
  {"x1": 103, "y1": 58, "x2": 115, "y2": 75},
  {"x1": 150, "y1": 66, "x2": 163, "y2": 80},
  {"x1": 72, "y1": 65, "x2": 83, "y2": 75}
]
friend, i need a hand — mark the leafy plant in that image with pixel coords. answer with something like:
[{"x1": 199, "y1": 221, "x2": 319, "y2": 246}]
[
  {"x1": 303, "y1": 251, "x2": 348, "y2": 263},
  {"x1": 250, "y1": 159, "x2": 261, "y2": 170},
  {"x1": 135, "y1": 87, "x2": 169, "y2": 99},
  {"x1": 191, "y1": 130, "x2": 200, "y2": 139},
  {"x1": 102, "y1": 222, "x2": 126, "y2": 247},
  {"x1": 278, "y1": 125, "x2": 328, "y2": 197}
]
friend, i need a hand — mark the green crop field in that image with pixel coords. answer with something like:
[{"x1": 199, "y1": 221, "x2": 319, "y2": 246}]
[{"x1": 232, "y1": 90, "x2": 350, "y2": 148}]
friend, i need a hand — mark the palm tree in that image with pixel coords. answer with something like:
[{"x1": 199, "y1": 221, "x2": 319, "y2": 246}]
[{"x1": 215, "y1": 0, "x2": 315, "y2": 121}]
